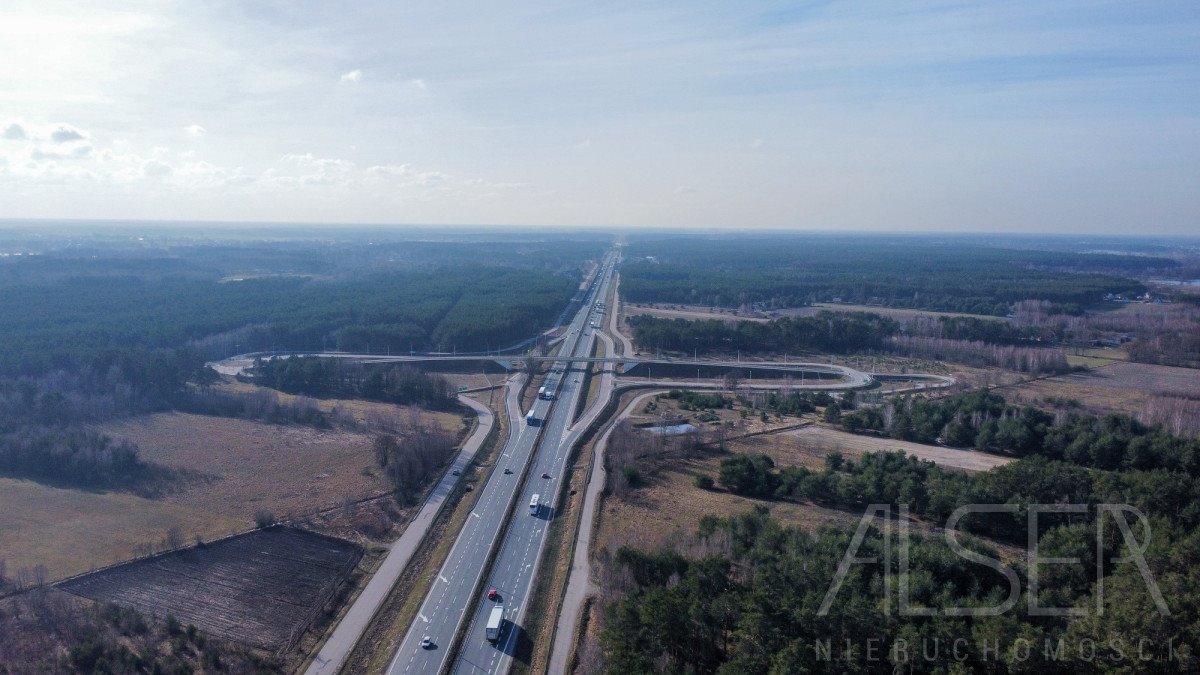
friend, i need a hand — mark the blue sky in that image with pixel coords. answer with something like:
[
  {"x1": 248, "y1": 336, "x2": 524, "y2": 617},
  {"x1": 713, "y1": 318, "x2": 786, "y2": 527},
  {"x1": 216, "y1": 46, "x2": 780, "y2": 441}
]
[{"x1": 0, "y1": 0, "x2": 1197, "y2": 233}]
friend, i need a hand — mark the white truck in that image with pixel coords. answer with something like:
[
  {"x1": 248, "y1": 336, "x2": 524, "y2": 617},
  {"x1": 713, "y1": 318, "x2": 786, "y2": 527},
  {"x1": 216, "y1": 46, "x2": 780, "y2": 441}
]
[
  {"x1": 485, "y1": 605, "x2": 504, "y2": 643},
  {"x1": 529, "y1": 494, "x2": 540, "y2": 516}
]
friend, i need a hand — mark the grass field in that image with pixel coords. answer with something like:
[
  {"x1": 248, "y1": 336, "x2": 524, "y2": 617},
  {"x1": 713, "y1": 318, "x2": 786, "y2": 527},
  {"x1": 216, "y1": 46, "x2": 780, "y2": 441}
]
[
  {"x1": 0, "y1": 393, "x2": 469, "y2": 585},
  {"x1": 737, "y1": 425, "x2": 1012, "y2": 473},
  {"x1": 104, "y1": 412, "x2": 386, "y2": 521},
  {"x1": 1005, "y1": 360, "x2": 1200, "y2": 415},
  {"x1": 593, "y1": 451, "x2": 864, "y2": 560},
  {"x1": 0, "y1": 478, "x2": 242, "y2": 582}
]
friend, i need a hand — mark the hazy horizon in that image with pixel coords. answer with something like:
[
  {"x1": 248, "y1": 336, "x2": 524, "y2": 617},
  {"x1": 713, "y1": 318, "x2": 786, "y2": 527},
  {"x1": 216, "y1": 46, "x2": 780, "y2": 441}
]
[{"x1": 2, "y1": 1, "x2": 1197, "y2": 235}]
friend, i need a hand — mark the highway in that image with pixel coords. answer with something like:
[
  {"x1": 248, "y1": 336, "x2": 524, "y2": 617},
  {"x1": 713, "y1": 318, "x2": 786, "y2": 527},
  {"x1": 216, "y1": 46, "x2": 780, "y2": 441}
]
[
  {"x1": 305, "y1": 396, "x2": 495, "y2": 675},
  {"x1": 385, "y1": 252, "x2": 618, "y2": 675},
  {"x1": 452, "y1": 256, "x2": 617, "y2": 674}
]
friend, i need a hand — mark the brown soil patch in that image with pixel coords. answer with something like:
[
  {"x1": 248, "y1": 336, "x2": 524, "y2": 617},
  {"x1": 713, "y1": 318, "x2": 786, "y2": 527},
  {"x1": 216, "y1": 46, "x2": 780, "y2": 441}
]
[{"x1": 59, "y1": 527, "x2": 362, "y2": 652}]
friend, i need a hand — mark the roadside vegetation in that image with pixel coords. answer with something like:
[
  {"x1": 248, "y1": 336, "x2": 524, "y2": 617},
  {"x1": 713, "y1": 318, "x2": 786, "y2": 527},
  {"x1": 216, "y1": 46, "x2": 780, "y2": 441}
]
[{"x1": 0, "y1": 590, "x2": 280, "y2": 674}]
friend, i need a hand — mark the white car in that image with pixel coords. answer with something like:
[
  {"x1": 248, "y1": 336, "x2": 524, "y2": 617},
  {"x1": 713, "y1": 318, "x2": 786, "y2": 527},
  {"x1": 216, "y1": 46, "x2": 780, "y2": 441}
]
[{"x1": 421, "y1": 636, "x2": 434, "y2": 649}]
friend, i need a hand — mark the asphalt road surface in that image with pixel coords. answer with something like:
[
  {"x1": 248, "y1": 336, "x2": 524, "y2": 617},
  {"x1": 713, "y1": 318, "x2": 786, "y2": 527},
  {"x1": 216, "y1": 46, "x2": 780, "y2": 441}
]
[
  {"x1": 452, "y1": 257, "x2": 617, "y2": 674},
  {"x1": 304, "y1": 395, "x2": 495, "y2": 675},
  {"x1": 386, "y1": 252, "x2": 618, "y2": 675}
]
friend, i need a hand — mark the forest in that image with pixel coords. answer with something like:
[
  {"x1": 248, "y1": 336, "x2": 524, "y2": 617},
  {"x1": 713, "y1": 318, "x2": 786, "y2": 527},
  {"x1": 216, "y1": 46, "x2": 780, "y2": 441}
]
[
  {"x1": 603, "y1": 379, "x2": 1200, "y2": 671},
  {"x1": 0, "y1": 235, "x2": 590, "y2": 494},
  {"x1": 0, "y1": 264, "x2": 576, "y2": 376},
  {"x1": 603, "y1": 496, "x2": 1196, "y2": 672},
  {"x1": 248, "y1": 357, "x2": 456, "y2": 408},
  {"x1": 621, "y1": 235, "x2": 1164, "y2": 315},
  {"x1": 629, "y1": 312, "x2": 899, "y2": 354},
  {"x1": 839, "y1": 390, "x2": 1200, "y2": 474},
  {"x1": 629, "y1": 312, "x2": 1073, "y2": 373}
]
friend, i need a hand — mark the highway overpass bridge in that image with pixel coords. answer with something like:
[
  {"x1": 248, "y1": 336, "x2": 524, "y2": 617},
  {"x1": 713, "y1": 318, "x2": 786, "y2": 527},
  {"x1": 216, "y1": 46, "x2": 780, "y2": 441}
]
[{"x1": 211, "y1": 351, "x2": 878, "y2": 388}]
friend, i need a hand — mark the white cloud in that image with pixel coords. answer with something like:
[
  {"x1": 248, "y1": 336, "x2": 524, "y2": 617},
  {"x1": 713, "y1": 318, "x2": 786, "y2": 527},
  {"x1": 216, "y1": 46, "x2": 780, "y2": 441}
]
[
  {"x1": 366, "y1": 163, "x2": 447, "y2": 187},
  {"x1": 2, "y1": 123, "x2": 27, "y2": 140},
  {"x1": 673, "y1": 185, "x2": 697, "y2": 195},
  {"x1": 49, "y1": 125, "x2": 87, "y2": 143},
  {"x1": 185, "y1": 124, "x2": 206, "y2": 136},
  {"x1": 340, "y1": 69, "x2": 363, "y2": 83},
  {"x1": 142, "y1": 159, "x2": 172, "y2": 177},
  {"x1": 750, "y1": 138, "x2": 764, "y2": 149},
  {"x1": 30, "y1": 145, "x2": 93, "y2": 161}
]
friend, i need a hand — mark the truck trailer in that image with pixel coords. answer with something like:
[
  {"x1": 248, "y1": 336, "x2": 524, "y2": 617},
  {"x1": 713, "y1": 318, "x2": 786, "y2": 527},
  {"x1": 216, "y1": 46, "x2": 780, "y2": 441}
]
[{"x1": 485, "y1": 606, "x2": 504, "y2": 643}]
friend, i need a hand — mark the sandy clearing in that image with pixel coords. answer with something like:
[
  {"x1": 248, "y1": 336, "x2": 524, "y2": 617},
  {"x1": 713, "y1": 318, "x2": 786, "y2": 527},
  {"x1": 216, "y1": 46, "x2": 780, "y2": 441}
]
[{"x1": 762, "y1": 425, "x2": 1012, "y2": 472}]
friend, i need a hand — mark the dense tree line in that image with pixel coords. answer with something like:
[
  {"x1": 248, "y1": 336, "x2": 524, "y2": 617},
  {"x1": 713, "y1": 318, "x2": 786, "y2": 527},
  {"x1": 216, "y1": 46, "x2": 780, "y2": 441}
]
[
  {"x1": 248, "y1": 357, "x2": 455, "y2": 409},
  {"x1": 889, "y1": 336, "x2": 1071, "y2": 374},
  {"x1": 0, "y1": 427, "x2": 167, "y2": 494},
  {"x1": 0, "y1": 265, "x2": 575, "y2": 376},
  {"x1": 622, "y1": 235, "x2": 1159, "y2": 315},
  {"x1": 840, "y1": 390, "x2": 1200, "y2": 474},
  {"x1": 628, "y1": 312, "x2": 1072, "y2": 374},
  {"x1": 901, "y1": 315, "x2": 1045, "y2": 343},
  {"x1": 602, "y1": 502, "x2": 1199, "y2": 673},
  {"x1": 629, "y1": 311, "x2": 899, "y2": 355}
]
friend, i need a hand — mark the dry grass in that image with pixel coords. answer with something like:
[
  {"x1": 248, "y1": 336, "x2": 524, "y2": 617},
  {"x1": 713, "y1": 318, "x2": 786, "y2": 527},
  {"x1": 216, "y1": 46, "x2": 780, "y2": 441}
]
[
  {"x1": 1066, "y1": 354, "x2": 1116, "y2": 368},
  {"x1": 785, "y1": 303, "x2": 999, "y2": 321},
  {"x1": 625, "y1": 303, "x2": 766, "y2": 323},
  {"x1": 1005, "y1": 360, "x2": 1200, "y2": 415},
  {"x1": 594, "y1": 453, "x2": 862, "y2": 557},
  {"x1": 0, "y1": 478, "x2": 242, "y2": 582},
  {"x1": 1099, "y1": 361, "x2": 1200, "y2": 393},
  {"x1": 732, "y1": 425, "x2": 1012, "y2": 473},
  {"x1": 594, "y1": 422, "x2": 1009, "y2": 559},
  {"x1": 216, "y1": 380, "x2": 465, "y2": 429},
  {"x1": 104, "y1": 413, "x2": 384, "y2": 521},
  {"x1": 0, "y1": 393, "x2": 467, "y2": 584}
]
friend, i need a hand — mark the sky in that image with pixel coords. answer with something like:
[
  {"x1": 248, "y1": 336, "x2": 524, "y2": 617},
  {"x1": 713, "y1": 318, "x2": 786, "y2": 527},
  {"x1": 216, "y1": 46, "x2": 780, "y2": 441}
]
[{"x1": 0, "y1": 0, "x2": 1197, "y2": 234}]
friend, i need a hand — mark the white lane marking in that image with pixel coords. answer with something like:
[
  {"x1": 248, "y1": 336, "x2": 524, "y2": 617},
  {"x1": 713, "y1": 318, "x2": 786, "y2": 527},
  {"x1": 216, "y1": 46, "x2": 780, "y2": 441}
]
[
  {"x1": 419, "y1": 614, "x2": 429, "y2": 623},
  {"x1": 439, "y1": 575, "x2": 449, "y2": 583},
  {"x1": 471, "y1": 511, "x2": 481, "y2": 519}
]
